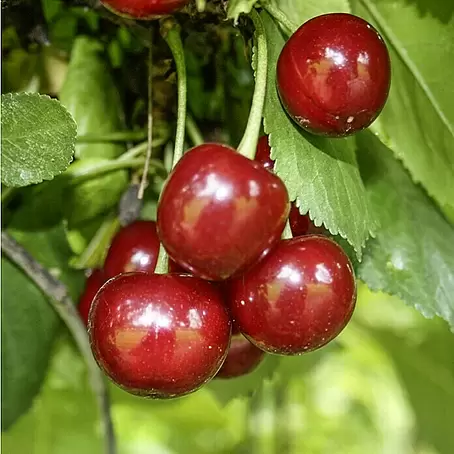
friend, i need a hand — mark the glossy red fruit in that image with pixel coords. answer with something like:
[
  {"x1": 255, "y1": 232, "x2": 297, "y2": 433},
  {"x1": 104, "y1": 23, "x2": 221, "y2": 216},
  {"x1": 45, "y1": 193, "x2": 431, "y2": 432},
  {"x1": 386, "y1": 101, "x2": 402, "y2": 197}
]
[
  {"x1": 229, "y1": 235, "x2": 356, "y2": 355},
  {"x1": 288, "y1": 205, "x2": 310, "y2": 237},
  {"x1": 277, "y1": 13, "x2": 391, "y2": 137},
  {"x1": 101, "y1": 0, "x2": 190, "y2": 19},
  {"x1": 89, "y1": 272, "x2": 231, "y2": 398},
  {"x1": 255, "y1": 136, "x2": 275, "y2": 171},
  {"x1": 104, "y1": 221, "x2": 160, "y2": 278},
  {"x1": 157, "y1": 143, "x2": 290, "y2": 281},
  {"x1": 216, "y1": 333, "x2": 265, "y2": 379},
  {"x1": 255, "y1": 136, "x2": 311, "y2": 237},
  {"x1": 78, "y1": 269, "x2": 106, "y2": 327}
]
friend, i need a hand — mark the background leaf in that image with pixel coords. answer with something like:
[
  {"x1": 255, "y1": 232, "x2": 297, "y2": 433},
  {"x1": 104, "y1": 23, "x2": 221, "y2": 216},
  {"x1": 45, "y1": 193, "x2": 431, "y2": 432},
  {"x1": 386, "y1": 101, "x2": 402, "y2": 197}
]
[
  {"x1": 261, "y1": 11, "x2": 377, "y2": 258},
  {"x1": 272, "y1": 0, "x2": 351, "y2": 24},
  {"x1": 351, "y1": 0, "x2": 454, "y2": 211},
  {"x1": 63, "y1": 158, "x2": 128, "y2": 227},
  {"x1": 59, "y1": 36, "x2": 125, "y2": 160},
  {"x1": 1, "y1": 224, "x2": 83, "y2": 430},
  {"x1": 1, "y1": 93, "x2": 76, "y2": 187},
  {"x1": 357, "y1": 131, "x2": 454, "y2": 329},
  {"x1": 1, "y1": 258, "x2": 60, "y2": 431}
]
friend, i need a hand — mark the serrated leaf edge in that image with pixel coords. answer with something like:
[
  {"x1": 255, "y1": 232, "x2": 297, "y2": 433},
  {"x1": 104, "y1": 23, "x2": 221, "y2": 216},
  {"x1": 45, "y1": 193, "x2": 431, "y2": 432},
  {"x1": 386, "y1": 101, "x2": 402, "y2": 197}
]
[{"x1": 1, "y1": 92, "x2": 77, "y2": 187}]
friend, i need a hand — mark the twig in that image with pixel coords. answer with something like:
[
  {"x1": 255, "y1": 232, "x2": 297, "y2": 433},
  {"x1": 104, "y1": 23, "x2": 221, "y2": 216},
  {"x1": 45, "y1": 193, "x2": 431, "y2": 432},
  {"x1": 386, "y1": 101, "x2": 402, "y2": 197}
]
[
  {"x1": 138, "y1": 26, "x2": 154, "y2": 200},
  {"x1": 1, "y1": 232, "x2": 117, "y2": 454}
]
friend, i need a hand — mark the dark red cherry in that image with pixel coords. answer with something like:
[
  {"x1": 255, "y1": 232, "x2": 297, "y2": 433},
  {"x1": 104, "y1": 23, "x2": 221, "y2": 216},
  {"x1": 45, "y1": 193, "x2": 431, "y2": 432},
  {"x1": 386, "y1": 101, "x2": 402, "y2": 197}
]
[
  {"x1": 104, "y1": 221, "x2": 160, "y2": 278},
  {"x1": 216, "y1": 333, "x2": 265, "y2": 379},
  {"x1": 277, "y1": 13, "x2": 391, "y2": 137},
  {"x1": 229, "y1": 235, "x2": 356, "y2": 355},
  {"x1": 255, "y1": 136, "x2": 311, "y2": 237},
  {"x1": 255, "y1": 136, "x2": 275, "y2": 171},
  {"x1": 289, "y1": 205, "x2": 310, "y2": 237},
  {"x1": 157, "y1": 143, "x2": 290, "y2": 281},
  {"x1": 168, "y1": 259, "x2": 188, "y2": 274},
  {"x1": 78, "y1": 269, "x2": 106, "y2": 327},
  {"x1": 101, "y1": 0, "x2": 190, "y2": 19},
  {"x1": 89, "y1": 272, "x2": 231, "y2": 398}
]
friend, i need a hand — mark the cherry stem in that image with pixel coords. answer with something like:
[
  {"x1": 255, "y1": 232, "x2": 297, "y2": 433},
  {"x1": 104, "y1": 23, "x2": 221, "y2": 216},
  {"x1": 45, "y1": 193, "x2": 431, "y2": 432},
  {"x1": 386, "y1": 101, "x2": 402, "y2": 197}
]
[
  {"x1": 67, "y1": 158, "x2": 153, "y2": 185},
  {"x1": 70, "y1": 214, "x2": 121, "y2": 270},
  {"x1": 77, "y1": 130, "x2": 147, "y2": 143},
  {"x1": 1, "y1": 232, "x2": 117, "y2": 454},
  {"x1": 153, "y1": 19, "x2": 188, "y2": 276},
  {"x1": 260, "y1": 1, "x2": 297, "y2": 36},
  {"x1": 119, "y1": 134, "x2": 168, "y2": 161},
  {"x1": 138, "y1": 26, "x2": 155, "y2": 200},
  {"x1": 237, "y1": 9, "x2": 268, "y2": 160},
  {"x1": 186, "y1": 113, "x2": 204, "y2": 146},
  {"x1": 161, "y1": 18, "x2": 187, "y2": 168}
]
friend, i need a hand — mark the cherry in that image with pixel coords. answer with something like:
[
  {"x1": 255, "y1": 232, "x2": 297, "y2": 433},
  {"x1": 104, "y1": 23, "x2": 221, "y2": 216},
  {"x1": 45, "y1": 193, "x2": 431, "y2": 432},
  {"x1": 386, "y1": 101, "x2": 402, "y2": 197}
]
[
  {"x1": 229, "y1": 235, "x2": 356, "y2": 355},
  {"x1": 255, "y1": 136, "x2": 311, "y2": 237},
  {"x1": 288, "y1": 205, "x2": 310, "y2": 237},
  {"x1": 89, "y1": 272, "x2": 231, "y2": 398},
  {"x1": 78, "y1": 269, "x2": 106, "y2": 327},
  {"x1": 277, "y1": 13, "x2": 391, "y2": 137},
  {"x1": 216, "y1": 331, "x2": 265, "y2": 379},
  {"x1": 104, "y1": 221, "x2": 160, "y2": 278},
  {"x1": 101, "y1": 0, "x2": 190, "y2": 19},
  {"x1": 255, "y1": 135, "x2": 275, "y2": 171},
  {"x1": 157, "y1": 143, "x2": 290, "y2": 281}
]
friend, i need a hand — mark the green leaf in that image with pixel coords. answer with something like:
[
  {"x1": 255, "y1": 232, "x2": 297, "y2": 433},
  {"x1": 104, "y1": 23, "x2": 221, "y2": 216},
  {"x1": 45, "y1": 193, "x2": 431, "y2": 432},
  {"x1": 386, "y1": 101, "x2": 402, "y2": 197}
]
[
  {"x1": 261, "y1": 12, "x2": 377, "y2": 258},
  {"x1": 1, "y1": 339, "x2": 103, "y2": 451},
  {"x1": 59, "y1": 36, "x2": 125, "y2": 160},
  {"x1": 64, "y1": 158, "x2": 128, "y2": 227},
  {"x1": 351, "y1": 0, "x2": 454, "y2": 212},
  {"x1": 227, "y1": 0, "x2": 259, "y2": 20},
  {"x1": 357, "y1": 132, "x2": 454, "y2": 330},
  {"x1": 8, "y1": 179, "x2": 66, "y2": 231},
  {"x1": 1, "y1": 258, "x2": 60, "y2": 431},
  {"x1": 1, "y1": 224, "x2": 83, "y2": 430},
  {"x1": 1, "y1": 93, "x2": 76, "y2": 187},
  {"x1": 271, "y1": 0, "x2": 351, "y2": 25}
]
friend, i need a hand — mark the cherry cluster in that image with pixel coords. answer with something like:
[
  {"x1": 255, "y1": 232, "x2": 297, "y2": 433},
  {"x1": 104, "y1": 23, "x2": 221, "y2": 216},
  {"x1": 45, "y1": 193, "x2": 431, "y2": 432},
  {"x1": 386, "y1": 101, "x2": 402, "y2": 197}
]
[
  {"x1": 82, "y1": 3, "x2": 390, "y2": 399},
  {"x1": 82, "y1": 137, "x2": 356, "y2": 398}
]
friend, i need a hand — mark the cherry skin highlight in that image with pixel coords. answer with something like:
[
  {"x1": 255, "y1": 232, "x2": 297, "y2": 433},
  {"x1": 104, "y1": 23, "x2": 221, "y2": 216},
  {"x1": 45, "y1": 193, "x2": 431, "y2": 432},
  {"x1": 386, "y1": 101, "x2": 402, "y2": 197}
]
[
  {"x1": 255, "y1": 136, "x2": 311, "y2": 237},
  {"x1": 104, "y1": 220, "x2": 160, "y2": 278},
  {"x1": 277, "y1": 13, "x2": 391, "y2": 137},
  {"x1": 100, "y1": 0, "x2": 190, "y2": 19},
  {"x1": 78, "y1": 269, "x2": 106, "y2": 327},
  {"x1": 216, "y1": 332, "x2": 265, "y2": 379},
  {"x1": 89, "y1": 272, "x2": 232, "y2": 398},
  {"x1": 229, "y1": 235, "x2": 356, "y2": 355},
  {"x1": 157, "y1": 143, "x2": 290, "y2": 281}
]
